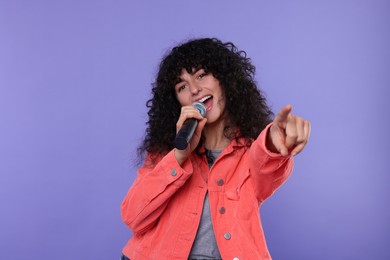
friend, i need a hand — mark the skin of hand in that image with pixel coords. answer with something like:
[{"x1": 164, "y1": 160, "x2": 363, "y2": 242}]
[
  {"x1": 267, "y1": 105, "x2": 311, "y2": 156},
  {"x1": 174, "y1": 105, "x2": 207, "y2": 165}
]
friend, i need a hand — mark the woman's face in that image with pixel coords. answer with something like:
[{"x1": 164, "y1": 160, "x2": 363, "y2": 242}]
[{"x1": 174, "y1": 68, "x2": 226, "y2": 125}]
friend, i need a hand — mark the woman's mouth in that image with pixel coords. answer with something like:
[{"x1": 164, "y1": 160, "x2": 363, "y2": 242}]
[{"x1": 198, "y1": 95, "x2": 213, "y2": 111}]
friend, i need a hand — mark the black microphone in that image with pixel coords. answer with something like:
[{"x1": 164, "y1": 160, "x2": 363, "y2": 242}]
[{"x1": 174, "y1": 102, "x2": 207, "y2": 150}]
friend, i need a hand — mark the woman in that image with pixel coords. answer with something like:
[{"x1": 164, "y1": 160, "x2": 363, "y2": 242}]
[{"x1": 121, "y1": 38, "x2": 310, "y2": 259}]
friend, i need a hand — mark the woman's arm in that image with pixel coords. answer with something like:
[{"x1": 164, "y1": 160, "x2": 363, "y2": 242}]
[
  {"x1": 121, "y1": 150, "x2": 193, "y2": 234},
  {"x1": 248, "y1": 105, "x2": 310, "y2": 202}
]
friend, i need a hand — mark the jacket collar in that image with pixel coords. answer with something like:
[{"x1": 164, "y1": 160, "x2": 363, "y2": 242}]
[{"x1": 199, "y1": 136, "x2": 251, "y2": 156}]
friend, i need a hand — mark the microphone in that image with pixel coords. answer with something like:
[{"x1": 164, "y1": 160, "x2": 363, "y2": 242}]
[{"x1": 174, "y1": 102, "x2": 207, "y2": 150}]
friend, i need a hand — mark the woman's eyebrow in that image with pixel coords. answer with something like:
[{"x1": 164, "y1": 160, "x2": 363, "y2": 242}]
[
  {"x1": 174, "y1": 78, "x2": 183, "y2": 85},
  {"x1": 190, "y1": 67, "x2": 202, "y2": 75}
]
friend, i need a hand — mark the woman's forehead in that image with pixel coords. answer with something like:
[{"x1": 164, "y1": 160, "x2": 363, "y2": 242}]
[{"x1": 173, "y1": 67, "x2": 203, "y2": 84}]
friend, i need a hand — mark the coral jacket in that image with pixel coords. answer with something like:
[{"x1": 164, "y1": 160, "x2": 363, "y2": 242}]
[{"x1": 121, "y1": 124, "x2": 293, "y2": 259}]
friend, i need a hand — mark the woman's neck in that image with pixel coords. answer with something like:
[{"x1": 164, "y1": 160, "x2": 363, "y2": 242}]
[{"x1": 202, "y1": 121, "x2": 231, "y2": 150}]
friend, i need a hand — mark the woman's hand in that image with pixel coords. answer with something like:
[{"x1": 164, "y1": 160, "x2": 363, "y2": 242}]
[
  {"x1": 174, "y1": 105, "x2": 207, "y2": 165},
  {"x1": 267, "y1": 105, "x2": 311, "y2": 156}
]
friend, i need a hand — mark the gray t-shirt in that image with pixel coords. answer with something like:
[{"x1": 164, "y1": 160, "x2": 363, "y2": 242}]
[{"x1": 188, "y1": 149, "x2": 222, "y2": 260}]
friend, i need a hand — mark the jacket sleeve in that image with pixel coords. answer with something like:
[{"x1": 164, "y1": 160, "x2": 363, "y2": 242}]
[
  {"x1": 248, "y1": 123, "x2": 294, "y2": 203},
  {"x1": 121, "y1": 149, "x2": 193, "y2": 234}
]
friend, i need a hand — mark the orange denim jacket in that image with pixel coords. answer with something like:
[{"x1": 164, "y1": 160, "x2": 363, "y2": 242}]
[{"x1": 121, "y1": 124, "x2": 293, "y2": 259}]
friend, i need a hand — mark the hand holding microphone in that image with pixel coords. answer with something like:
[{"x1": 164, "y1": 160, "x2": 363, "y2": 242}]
[
  {"x1": 174, "y1": 102, "x2": 207, "y2": 164},
  {"x1": 175, "y1": 102, "x2": 207, "y2": 150}
]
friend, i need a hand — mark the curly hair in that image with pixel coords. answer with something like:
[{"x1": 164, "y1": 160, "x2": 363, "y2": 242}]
[{"x1": 137, "y1": 38, "x2": 273, "y2": 161}]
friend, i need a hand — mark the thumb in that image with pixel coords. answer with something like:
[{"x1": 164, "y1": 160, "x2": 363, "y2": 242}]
[
  {"x1": 279, "y1": 143, "x2": 290, "y2": 157},
  {"x1": 192, "y1": 118, "x2": 207, "y2": 142},
  {"x1": 195, "y1": 118, "x2": 207, "y2": 136}
]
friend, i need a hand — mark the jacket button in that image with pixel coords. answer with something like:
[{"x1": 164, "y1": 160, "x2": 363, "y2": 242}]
[
  {"x1": 217, "y1": 179, "x2": 224, "y2": 186},
  {"x1": 171, "y1": 169, "x2": 177, "y2": 176},
  {"x1": 233, "y1": 258, "x2": 240, "y2": 260},
  {"x1": 223, "y1": 232, "x2": 231, "y2": 240},
  {"x1": 219, "y1": 207, "x2": 226, "y2": 214}
]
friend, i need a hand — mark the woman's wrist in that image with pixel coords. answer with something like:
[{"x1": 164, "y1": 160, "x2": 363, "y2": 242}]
[
  {"x1": 174, "y1": 148, "x2": 188, "y2": 166},
  {"x1": 266, "y1": 126, "x2": 279, "y2": 154}
]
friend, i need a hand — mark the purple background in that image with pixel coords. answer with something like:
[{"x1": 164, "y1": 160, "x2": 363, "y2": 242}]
[{"x1": 1, "y1": 1, "x2": 389, "y2": 259}]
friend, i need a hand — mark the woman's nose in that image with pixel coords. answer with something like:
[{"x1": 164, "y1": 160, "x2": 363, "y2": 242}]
[{"x1": 189, "y1": 83, "x2": 201, "y2": 95}]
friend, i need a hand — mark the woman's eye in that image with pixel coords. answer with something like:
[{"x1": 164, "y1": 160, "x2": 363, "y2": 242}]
[
  {"x1": 177, "y1": 85, "x2": 186, "y2": 92},
  {"x1": 198, "y1": 73, "x2": 207, "y2": 79}
]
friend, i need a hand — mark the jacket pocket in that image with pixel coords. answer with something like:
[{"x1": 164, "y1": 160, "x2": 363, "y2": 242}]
[
  {"x1": 225, "y1": 170, "x2": 251, "y2": 201},
  {"x1": 225, "y1": 170, "x2": 258, "y2": 220}
]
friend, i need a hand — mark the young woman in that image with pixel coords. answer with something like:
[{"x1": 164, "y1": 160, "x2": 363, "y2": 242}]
[{"x1": 121, "y1": 38, "x2": 310, "y2": 260}]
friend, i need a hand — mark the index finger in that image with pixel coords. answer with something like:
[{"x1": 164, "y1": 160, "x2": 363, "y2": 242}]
[
  {"x1": 180, "y1": 106, "x2": 204, "y2": 118},
  {"x1": 274, "y1": 105, "x2": 293, "y2": 126}
]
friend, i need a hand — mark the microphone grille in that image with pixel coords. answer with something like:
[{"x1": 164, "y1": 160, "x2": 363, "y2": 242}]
[{"x1": 192, "y1": 102, "x2": 207, "y2": 117}]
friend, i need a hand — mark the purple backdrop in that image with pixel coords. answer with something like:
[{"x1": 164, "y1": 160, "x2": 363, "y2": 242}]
[{"x1": 1, "y1": 1, "x2": 389, "y2": 259}]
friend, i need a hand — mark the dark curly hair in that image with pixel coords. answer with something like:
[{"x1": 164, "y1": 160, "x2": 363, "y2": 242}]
[{"x1": 137, "y1": 38, "x2": 273, "y2": 161}]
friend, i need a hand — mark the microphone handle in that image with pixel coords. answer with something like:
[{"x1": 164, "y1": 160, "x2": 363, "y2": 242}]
[{"x1": 174, "y1": 118, "x2": 198, "y2": 150}]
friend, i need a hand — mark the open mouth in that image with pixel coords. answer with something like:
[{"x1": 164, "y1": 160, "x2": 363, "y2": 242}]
[
  {"x1": 197, "y1": 95, "x2": 213, "y2": 111},
  {"x1": 198, "y1": 95, "x2": 212, "y2": 103}
]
